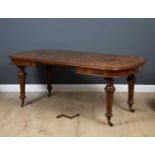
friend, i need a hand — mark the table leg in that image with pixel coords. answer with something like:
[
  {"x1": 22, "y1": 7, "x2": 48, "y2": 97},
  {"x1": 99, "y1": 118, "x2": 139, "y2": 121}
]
[
  {"x1": 18, "y1": 66, "x2": 26, "y2": 107},
  {"x1": 46, "y1": 65, "x2": 52, "y2": 97},
  {"x1": 127, "y1": 75, "x2": 136, "y2": 112},
  {"x1": 104, "y1": 78, "x2": 115, "y2": 127}
]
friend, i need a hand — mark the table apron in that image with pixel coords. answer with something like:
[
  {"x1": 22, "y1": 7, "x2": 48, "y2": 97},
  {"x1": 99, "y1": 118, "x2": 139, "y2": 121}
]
[
  {"x1": 11, "y1": 59, "x2": 38, "y2": 67},
  {"x1": 76, "y1": 66, "x2": 144, "y2": 77},
  {"x1": 11, "y1": 59, "x2": 144, "y2": 77}
]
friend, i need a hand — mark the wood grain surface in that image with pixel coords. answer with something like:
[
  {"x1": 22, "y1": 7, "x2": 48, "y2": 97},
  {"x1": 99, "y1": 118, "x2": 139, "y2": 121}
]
[
  {"x1": 0, "y1": 92, "x2": 155, "y2": 137},
  {"x1": 10, "y1": 49, "x2": 145, "y2": 71}
]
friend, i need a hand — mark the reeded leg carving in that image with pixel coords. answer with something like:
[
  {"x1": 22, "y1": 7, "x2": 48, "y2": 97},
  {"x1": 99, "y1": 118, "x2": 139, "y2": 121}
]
[
  {"x1": 104, "y1": 78, "x2": 115, "y2": 127},
  {"x1": 18, "y1": 66, "x2": 26, "y2": 107},
  {"x1": 127, "y1": 75, "x2": 136, "y2": 112},
  {"x1": 46, "y1": 65, "x2": 52, "y2": 97}
]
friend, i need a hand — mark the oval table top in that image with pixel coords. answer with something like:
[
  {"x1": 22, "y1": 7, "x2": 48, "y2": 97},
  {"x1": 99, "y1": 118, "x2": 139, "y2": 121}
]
[{"x1": 10, "y1": 49, "x2": 146, "y2": 71}]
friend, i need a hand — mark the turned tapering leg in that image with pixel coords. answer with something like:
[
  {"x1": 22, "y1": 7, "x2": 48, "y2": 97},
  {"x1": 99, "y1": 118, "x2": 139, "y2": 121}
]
[
  {"x1": 46, "y1": 65, "x2": 52, "y2": 97},
  {"x1": 18, "y1": 66, "x2": 26, "y2": 107},
  {"x1": 104, "y1": 78, "x2": 115, "y2": 127},
  {"x1": 127, "y1": 75, "x2": 136, "y2": 112}
]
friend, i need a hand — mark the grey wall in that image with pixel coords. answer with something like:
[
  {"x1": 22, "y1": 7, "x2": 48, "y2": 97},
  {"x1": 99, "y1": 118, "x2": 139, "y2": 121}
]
[{"x1": 0, "y1": 18, "x2": 155, "y2": 84}]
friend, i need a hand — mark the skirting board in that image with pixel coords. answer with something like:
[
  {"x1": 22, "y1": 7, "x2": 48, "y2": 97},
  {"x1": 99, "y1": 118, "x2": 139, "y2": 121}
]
[{"x1": 0, "y1": 84, "x2": 155, "y2": 92}]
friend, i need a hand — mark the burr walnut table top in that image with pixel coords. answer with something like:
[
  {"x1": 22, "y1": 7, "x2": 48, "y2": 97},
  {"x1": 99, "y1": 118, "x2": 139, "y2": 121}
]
[{"x1": 10, "y1": 49, "x2": 145, "y2": 77}]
